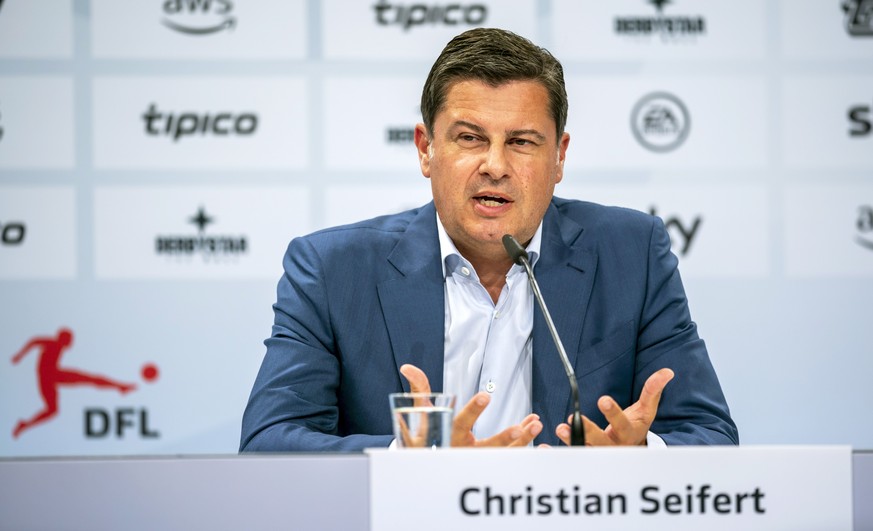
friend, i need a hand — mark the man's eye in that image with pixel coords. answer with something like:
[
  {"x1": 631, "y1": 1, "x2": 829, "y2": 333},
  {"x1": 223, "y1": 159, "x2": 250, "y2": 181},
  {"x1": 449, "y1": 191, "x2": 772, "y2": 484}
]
[
  {"x1": 511, "y1": 139, "x2": 532, "y2": 146},
  {"x1": 460, "y1": 134, "x2": 478, "y2": 142}
]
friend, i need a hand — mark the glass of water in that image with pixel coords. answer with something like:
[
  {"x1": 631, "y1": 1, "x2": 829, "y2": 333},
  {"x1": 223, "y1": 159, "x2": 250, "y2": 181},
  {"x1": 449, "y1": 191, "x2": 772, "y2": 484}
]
[{"x1": 388, "y1": 392, "x2": 456, "y2": 448}]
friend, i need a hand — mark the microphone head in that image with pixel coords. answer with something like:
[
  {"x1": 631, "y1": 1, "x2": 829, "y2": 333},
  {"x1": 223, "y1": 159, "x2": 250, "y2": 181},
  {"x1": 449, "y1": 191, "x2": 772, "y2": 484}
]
[{"x1": 502, "y1": 234, "x2": 529, "y2": 265}]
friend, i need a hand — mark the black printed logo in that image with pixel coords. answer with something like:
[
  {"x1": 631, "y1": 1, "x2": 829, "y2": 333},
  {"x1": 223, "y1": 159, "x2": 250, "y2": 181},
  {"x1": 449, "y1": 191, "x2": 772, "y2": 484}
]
[
  {"x1": 386, "y1": 127, "x2": 415, "y2": 143},
  {"x1": 848, "y1": 102, "x2": 872, "y2": 137},
  {"x1": 856, "y1": 205, "x2": 873, "y2": 251},
  {"x1": 631, "y1": 92, "x2": 690, "y2": 153},
  {"x1": 373, "y1": 1, "x2": 487, "y2": 31},
  {"x1": 1, "y1": 221, "x2": 25, "y2": 246},
  {"x1": 142, "y1": 103, "x2": 258, "y2": 141},
  {"x1": 842, "y1": 0, "x2": 873, "y2": 36},
  {"x1": 155, "y1": 207, "x2": 247, "y2": 260},
  {"x1": 649, "y1": 206, "x2": 702, "y2": 256},
  {"x1": 614, "y1": 0, "x2": 706, "y2": 39},
  {"x1": 161, "y1": 0, "x2": 236, "y2": 36}
]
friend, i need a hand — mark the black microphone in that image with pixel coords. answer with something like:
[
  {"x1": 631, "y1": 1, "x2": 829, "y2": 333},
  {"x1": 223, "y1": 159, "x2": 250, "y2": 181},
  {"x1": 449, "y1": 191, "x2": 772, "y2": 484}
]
[{"x1": 502, "y1": 234, "x2": 585, "y2": 446}]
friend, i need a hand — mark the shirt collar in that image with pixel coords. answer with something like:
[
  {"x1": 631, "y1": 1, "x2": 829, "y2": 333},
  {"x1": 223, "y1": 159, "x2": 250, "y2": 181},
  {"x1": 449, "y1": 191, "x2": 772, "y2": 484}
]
[{"x1": 436, "y1": 212, "x2": 542, "y2": 279}]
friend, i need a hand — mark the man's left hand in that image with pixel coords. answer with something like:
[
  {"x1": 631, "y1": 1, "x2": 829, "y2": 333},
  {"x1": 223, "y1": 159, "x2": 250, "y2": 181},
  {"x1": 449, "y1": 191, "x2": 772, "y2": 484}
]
[{"x1": 554, "y1": 368, "x2": 674, "y2": 446}]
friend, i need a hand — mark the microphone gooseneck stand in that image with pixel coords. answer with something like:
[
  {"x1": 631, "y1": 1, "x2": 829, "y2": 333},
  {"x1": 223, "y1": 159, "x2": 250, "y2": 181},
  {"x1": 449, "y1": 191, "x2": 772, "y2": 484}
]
[{"x1": 502, "y1": 234, "x2": 585, "y2": 446}]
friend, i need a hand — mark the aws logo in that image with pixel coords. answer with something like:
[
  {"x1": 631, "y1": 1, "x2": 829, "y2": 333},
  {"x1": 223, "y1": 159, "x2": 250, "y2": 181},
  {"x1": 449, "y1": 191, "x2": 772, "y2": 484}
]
[{"x1": 161, "y1": 0, "x2": 236, "y2": 36}]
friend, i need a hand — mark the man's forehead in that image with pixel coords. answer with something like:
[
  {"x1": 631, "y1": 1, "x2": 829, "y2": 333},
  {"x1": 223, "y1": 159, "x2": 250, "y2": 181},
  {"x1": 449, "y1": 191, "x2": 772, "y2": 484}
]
[
  {"x1": 442, "y1": 78, "x2": 549, "y2": 100},
  {"x1": 435, "y1": 79, "x2": 556, "y2": 134}
]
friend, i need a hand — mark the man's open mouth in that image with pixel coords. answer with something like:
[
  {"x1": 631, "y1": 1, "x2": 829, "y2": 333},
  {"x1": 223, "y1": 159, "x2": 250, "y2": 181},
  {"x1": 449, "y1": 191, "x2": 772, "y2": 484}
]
[{"x1": 474, "y1": 195, "x2": 510, "y2": 207}]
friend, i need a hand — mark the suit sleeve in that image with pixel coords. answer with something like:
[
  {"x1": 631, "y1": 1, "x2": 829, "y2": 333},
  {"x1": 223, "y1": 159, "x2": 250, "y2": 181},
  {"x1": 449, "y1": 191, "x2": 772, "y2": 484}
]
[
  {"x1": 239, "y1": 236, "x2": 393, "y2": 452},
  {"x1": 636, "y1": 217, "x2": 739, "y2": 445}
]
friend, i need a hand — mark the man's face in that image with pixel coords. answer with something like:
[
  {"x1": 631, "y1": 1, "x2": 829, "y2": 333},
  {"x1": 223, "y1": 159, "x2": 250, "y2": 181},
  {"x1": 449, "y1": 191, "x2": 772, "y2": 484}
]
[{"x1": 415, "y1": 79, "x2": 570, "y2": 263}]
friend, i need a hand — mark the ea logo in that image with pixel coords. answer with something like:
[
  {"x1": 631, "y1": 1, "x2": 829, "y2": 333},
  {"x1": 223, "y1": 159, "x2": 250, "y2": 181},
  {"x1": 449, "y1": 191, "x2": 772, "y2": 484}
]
[{"x1": 631, "y1": 92, "x2": 691, "y2": 153}]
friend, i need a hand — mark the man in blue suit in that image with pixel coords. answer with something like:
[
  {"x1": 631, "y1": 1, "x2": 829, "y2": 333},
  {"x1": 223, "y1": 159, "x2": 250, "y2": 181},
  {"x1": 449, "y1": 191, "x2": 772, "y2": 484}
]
[{"x1": 240, "y1": 28, "x2": 737, "y2": 452}]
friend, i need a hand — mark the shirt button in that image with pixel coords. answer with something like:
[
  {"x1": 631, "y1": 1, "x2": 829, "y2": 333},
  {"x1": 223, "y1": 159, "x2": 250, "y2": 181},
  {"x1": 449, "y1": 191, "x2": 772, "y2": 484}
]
[
  {"x1": 485, "y1": 381, "x2": 496, "y2": 393},
  {"x1": 460, "y1": 266, "x2": 471, "y2": 276}
]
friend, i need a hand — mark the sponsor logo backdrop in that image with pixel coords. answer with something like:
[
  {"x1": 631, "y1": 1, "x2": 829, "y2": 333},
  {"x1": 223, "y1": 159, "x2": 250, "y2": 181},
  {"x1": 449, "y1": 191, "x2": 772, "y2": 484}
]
[
  {"x1": 0, "y1": 77, "x2": 75, "y2": 169},
  {"x1": 91, "y1": 0, "x2": 307, "y2": 59},
  {"x1": 0, "y1": 0, "x2": 871, "y2": 456},
  {"x1": 0, "y1": 0, "x2": 72, "y2": 58},
  {"x1": 92, "y1": 77, "x2": 309, "y2": 170}
]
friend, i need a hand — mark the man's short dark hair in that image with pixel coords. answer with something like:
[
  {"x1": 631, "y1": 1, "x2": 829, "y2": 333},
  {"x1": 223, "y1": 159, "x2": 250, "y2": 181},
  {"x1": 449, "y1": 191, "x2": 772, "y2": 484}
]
[{"x1": 420, "y1": 28, "x2": 568, "y2": 140}]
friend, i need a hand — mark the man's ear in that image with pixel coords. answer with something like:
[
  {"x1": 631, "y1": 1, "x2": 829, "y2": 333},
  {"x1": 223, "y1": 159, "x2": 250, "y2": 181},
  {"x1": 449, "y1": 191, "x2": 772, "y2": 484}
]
[
  {"x1": 555, "y1": 131, "x2": 570, "y2": 184},
  {"x1": 414, "y1": 123, "x2": 432, "y2": 178}
]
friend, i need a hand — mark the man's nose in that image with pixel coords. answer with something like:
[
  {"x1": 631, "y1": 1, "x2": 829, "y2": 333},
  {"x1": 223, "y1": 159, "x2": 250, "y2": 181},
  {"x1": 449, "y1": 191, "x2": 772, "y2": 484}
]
[{"x1": 478, "y1": 143, "x2": 510, "y2": 180}]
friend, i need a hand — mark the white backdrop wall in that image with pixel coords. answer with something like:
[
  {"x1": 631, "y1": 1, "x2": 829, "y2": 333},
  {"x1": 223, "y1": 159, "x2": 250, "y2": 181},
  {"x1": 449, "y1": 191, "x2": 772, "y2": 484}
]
[{"x1": 1, "y1": 0, "x2": 871, "y2": 457}]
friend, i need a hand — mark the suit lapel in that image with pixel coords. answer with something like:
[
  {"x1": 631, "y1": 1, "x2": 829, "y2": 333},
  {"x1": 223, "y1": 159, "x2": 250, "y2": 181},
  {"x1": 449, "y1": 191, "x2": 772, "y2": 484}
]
[
  {"x1": 531, "y1": 203, "x2": 598, "y2": 445},
  {"x1": 376, "y1": 203, "x2": 446, "y2": 392},
  {"x1": 374, "y1": 200, "x2": 599, "y2": 438}
]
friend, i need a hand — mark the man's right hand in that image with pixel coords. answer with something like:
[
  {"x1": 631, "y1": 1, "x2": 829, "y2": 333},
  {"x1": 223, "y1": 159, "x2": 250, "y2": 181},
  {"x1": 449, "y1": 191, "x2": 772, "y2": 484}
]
[{"x1": 399, "y1": 364, "x2": 542, "y2": 447}]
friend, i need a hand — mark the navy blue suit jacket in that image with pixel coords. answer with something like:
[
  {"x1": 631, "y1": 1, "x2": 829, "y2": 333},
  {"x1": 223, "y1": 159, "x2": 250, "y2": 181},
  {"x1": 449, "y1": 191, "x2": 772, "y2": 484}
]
[{"x1": 240, "y1": 198, "x2": 738, "y2": 451}]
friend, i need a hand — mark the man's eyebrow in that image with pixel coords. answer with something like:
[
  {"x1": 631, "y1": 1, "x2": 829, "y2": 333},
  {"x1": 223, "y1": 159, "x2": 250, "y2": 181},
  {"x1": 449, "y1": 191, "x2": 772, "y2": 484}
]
[
  {"x1": 449, "y1": 120, "x2": 486, "y2": 134},
  {"x1": 509, "y1": 129, "x2": 547, "y2": 142},
  {"x1": 449, "y1": 121, "x2": 547, "y2": 142}
]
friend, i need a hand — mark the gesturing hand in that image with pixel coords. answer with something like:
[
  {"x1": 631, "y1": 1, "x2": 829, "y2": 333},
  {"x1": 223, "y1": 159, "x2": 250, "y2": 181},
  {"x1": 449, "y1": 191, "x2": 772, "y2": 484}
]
[
  {"x1": 400, "y1": 364, "x2": 542, "y2": 447},
  {"x1": 555, "y1": 368, "x2": 674, "y2": 446}
]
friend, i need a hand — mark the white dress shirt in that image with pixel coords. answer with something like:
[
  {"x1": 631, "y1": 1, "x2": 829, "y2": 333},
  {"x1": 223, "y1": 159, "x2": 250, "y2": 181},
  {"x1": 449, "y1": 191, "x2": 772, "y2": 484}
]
[
  {"x1": 434, "y1": 214, "x2": 666, "y2": 448},
  {"x1": 438, "y1": 215, "x2": 542, "y2": 440}
]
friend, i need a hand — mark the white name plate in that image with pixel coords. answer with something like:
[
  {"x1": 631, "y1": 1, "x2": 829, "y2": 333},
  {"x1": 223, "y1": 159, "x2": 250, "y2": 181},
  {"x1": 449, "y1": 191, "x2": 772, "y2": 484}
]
[{"x1": 368, "y1": 446, "x2": 852, "y2": 531}]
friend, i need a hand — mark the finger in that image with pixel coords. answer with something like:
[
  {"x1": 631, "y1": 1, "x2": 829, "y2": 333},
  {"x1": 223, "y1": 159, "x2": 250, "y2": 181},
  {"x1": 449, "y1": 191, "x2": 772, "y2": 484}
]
[
  {"x1": 519, "y1": 413, "x2": 540, "y2": 430},
  {"x1": 415, "y1": 409, "x2": 431, "y2": 443},
  {"x1": 580, "y1": 415, "x2": 613, "y2": 446},
  {"x1": 508, "y1": 418, "x2": 543, "y2": 447},
  {"x1": 478, "y1": 418, "x2": 542, "y2": 447},
  {"x1": 399, "y1": 364, "x2": 433, "y2": 408},
  {"x1": 637, "y1": 368, "x2": 675, "y2": 417},
  {"x1": 399, "y1": 364, "x2": 431, "y2": 394},
  {"x1": 481, "y1": 427, "x2": 523, "y2": 447},
  {"x1": 506, "y1": 414, "x2": 543, "y2": 447},
  {"x1": 597, "y1": 395, "x2": 635, "y2": 444},
  {"x1": 397, "y1": 415, "x2": 417, "y2": 447},
  {"x1": 557, "y1": 416, "x2": 608, "y2": 446},
  {"x1": 451, "y1": 392, "x2": 490, "y2": 446},
  {"x1": 555, "y1": 423, "x2": 571, "y2": 446},
  {"x1": 476, "y1": 414, "x2": 541, "y2": 447}
]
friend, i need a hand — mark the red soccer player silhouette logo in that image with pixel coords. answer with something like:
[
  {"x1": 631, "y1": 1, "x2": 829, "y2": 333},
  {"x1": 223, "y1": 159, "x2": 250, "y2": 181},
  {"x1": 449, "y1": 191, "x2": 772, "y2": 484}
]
[{"x1": 10, "y1": 328, "x2": 138, "y2": 438}]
